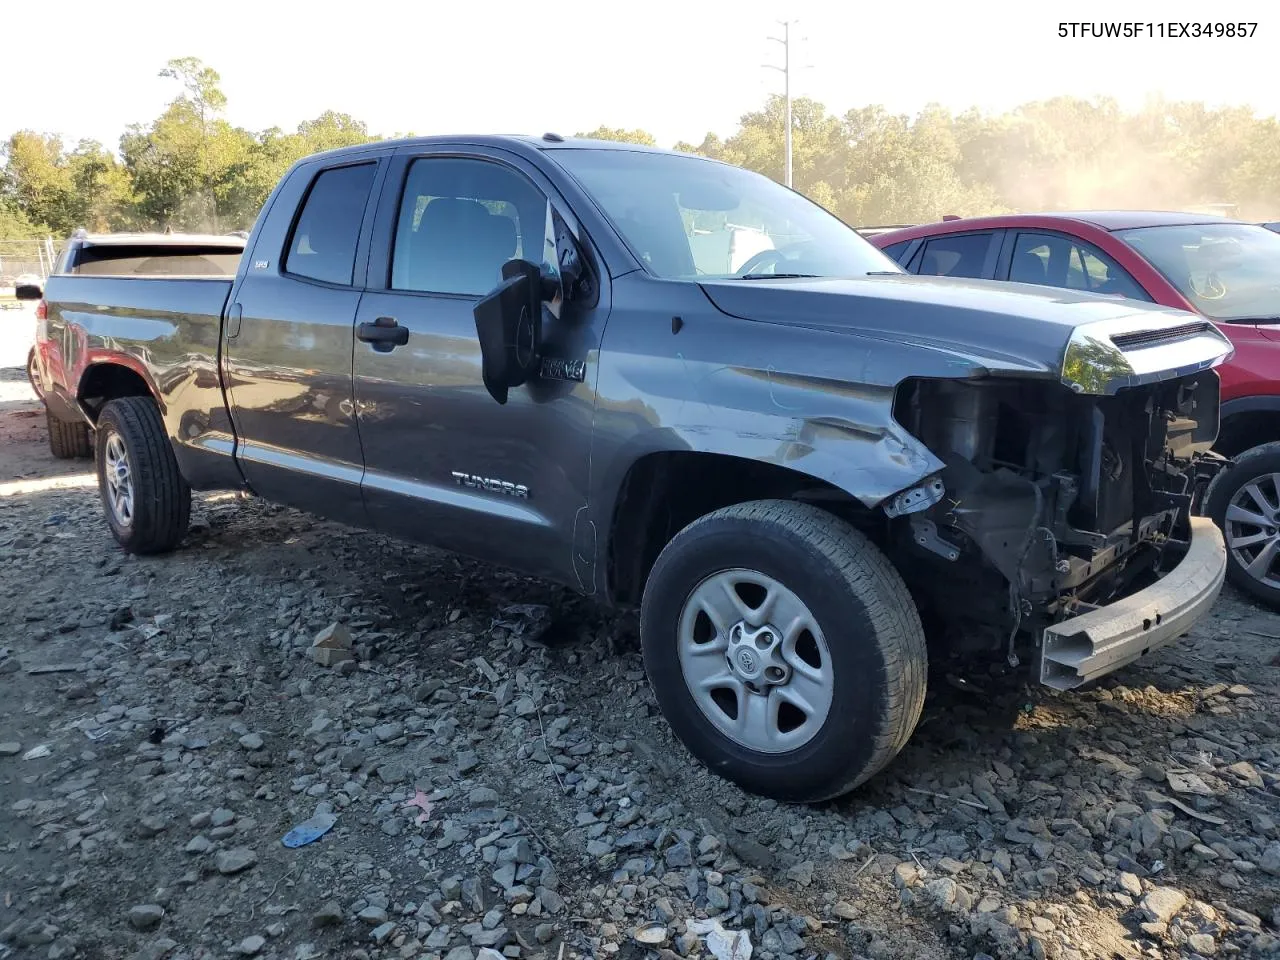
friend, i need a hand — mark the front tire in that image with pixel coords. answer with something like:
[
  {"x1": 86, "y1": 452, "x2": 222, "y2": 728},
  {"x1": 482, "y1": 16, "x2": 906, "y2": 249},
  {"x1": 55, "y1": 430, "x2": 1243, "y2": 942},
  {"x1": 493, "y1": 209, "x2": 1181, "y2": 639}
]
[
  {"x1": 1205, "y1": 441, "x2": 1280, "y2": 610},
  {"x1": 95, "y1": 397, "x2": 191, "y2": 554},
  {"x1": 639, "y1": 499, "x2": 927, "y2": 802},
  {"x1": 46, "y1": 409, "x2": 92, "y2": 459}
]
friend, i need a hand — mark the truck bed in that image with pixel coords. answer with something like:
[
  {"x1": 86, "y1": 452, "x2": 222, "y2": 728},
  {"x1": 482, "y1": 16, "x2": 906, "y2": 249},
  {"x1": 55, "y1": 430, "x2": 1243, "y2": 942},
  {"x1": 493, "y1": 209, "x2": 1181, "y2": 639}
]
[{"x1": 40, "y1": 274, "x2": 241, "y2": 489}]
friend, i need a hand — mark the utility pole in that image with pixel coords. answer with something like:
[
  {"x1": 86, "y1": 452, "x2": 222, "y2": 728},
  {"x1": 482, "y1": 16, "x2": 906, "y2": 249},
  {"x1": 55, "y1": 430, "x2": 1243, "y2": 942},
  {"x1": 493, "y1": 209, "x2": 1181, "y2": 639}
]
[{"x1": 764, "y1": 20, "x2": 800, "y2": 188}]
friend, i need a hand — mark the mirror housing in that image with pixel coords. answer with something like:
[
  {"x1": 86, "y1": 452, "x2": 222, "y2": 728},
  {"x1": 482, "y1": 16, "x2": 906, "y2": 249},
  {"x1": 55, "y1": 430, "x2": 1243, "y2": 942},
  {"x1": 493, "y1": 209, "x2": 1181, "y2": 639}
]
[
  {"x1": 553, "y1": 211, "x2": 584, "y2": 297},
  {"x1": 14, "y1": 282, "x2": 42, "y2": 301},
  {"x1": 473, "y1": 259, "x2": 543, "y2": 405}
]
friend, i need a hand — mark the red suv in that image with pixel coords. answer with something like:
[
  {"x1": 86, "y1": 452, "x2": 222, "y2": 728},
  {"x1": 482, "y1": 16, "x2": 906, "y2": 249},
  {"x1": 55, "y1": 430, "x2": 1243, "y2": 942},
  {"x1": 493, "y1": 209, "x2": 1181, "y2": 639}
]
[{"x1": 872, "y1": 212, "x2": 1280, "y2": 608}]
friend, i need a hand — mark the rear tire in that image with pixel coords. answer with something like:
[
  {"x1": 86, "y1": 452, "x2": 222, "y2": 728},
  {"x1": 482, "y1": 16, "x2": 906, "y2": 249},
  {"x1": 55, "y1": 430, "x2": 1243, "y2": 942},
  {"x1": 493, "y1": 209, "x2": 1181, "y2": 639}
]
[
  {"x1": 46, "y1": 409, "x2": 92, "y2": 459},
  {"x1": 639, "y1": 499, "x2": 927, "y2": 802},
  {"x1": 1204, "y1": 441, "x2": 1280, "y2": 610},
  {"x1": 27, "y1": 347, "x2": 45, "y2": 404},
  {"x1": 95, "y1": 397, "x2": 190, "y2": 555}
]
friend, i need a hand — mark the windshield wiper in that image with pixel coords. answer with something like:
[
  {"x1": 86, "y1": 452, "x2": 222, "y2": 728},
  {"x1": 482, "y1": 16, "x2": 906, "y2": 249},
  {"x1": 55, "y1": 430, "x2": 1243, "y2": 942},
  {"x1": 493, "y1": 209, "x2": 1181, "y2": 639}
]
[{"x1": 735, "y1": 272, "x2": 821, "y2": 280}]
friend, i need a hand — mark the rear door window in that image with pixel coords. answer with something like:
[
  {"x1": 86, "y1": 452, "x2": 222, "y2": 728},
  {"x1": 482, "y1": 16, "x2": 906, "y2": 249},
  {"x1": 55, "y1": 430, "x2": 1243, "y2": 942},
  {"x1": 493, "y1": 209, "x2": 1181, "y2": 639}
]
[
  {"x1": 910, "y1": 232, "x2": 998, "y2": 279},
  {"x1": 285, "y1": 162, "x2": 378, "y2": 286}
]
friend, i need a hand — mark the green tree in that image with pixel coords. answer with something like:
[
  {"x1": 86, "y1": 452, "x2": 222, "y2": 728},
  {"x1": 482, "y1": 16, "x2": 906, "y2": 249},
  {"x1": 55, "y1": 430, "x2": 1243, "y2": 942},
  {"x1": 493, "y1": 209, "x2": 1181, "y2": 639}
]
[
  {"x1": 575, "y1": 126, "x2": 657, "y2": 145},
  {"x1": 8, "y1": 57, "x2": 1280, "y2": 238},
  {"x1": 121, "y1": 57, "x2": 254, "y2": 231},
  {"x1": 221, "y1": 112, "x2": 379, "y2": 227},
  {"x1": 2, "y1": 132, "x2": 75, "y2": 232},
  {"x1": 1, "y1": 133, "x2": 135, "y2": 234},
  {"x1": 0, "y1": 202, "x2": 42, "y2": 240},
  {"x1": 67, "y1": 140, "x2": 136, "y2": 231}
]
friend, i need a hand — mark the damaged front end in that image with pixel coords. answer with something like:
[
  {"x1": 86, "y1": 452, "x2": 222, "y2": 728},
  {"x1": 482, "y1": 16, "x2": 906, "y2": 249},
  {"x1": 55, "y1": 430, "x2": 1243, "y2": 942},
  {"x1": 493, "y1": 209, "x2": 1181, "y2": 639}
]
[{"x1": 885, "y1": 315, "x2": 1233, "y2": 690}]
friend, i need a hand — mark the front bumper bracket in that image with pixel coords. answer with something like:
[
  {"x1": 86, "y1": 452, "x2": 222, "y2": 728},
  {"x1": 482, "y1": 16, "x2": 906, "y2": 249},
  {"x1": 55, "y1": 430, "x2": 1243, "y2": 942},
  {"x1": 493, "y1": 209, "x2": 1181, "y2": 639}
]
[{"x1": 1039, "y1": 516, "x2": 1226, "y2": 691}]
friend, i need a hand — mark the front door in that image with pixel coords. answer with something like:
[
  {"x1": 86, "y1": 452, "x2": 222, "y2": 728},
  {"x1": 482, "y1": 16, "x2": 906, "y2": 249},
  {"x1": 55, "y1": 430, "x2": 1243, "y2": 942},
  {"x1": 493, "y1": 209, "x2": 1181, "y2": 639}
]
[{"x1": 352, "y1": 148, "x2": 608, "y2": 585}]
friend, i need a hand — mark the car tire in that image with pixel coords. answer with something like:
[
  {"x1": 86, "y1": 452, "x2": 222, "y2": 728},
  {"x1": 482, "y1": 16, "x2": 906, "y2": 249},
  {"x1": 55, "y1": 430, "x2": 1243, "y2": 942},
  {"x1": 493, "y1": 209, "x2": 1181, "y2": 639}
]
[
  {"x1": 95, "y1": 396, "x2": 191, "y2": 555},
  {"x1": 27, "y1": 347, "x2": 45, "y2": 404},
  {"x1": 1204, "y1": 440, "x2": 1280, "y2": 610},
  {"x1": 46, "y1": 409, "x2": 93, "y2": 459},
  {"x1": 639, "y1": 499, "x2": 927, "y2": 802}
]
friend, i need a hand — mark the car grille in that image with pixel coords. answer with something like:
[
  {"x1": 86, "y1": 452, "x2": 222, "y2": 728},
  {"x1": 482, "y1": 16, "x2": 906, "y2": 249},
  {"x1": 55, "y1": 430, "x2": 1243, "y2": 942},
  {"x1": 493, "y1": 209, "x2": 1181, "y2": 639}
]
[{"x1": 1110, "y1": 321, "x2": 1212, "y2": 350}]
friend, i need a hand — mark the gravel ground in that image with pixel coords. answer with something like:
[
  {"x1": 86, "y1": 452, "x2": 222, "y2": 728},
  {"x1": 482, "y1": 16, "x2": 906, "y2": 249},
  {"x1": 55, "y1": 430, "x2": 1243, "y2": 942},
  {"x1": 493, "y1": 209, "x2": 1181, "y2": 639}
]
[{"x1": 1, "y1": 368, "x2": 1278, "y2": 960}]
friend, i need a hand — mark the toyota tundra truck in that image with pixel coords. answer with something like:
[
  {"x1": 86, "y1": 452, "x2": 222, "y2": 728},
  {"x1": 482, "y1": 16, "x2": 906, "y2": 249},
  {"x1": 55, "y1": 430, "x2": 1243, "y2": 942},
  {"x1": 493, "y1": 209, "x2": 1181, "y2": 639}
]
[{"x1": 25, "y1": 135, "x2": 1233, "y2": 801}]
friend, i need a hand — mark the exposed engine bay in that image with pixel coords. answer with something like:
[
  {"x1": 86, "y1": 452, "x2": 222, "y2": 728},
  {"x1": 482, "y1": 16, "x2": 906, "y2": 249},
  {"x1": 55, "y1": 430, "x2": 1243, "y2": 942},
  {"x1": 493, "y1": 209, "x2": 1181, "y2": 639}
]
[{"x1": 885, "y1": 371, "x2": 1225, "y2": 665}]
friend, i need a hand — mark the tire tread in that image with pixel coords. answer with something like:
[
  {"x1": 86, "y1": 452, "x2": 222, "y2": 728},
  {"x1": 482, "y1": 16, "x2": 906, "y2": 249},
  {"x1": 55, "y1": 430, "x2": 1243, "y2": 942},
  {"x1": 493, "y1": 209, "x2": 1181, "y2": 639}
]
[
  {"x1": 642, "y1": 498, "x2": 928, "y2": 801},
  {"x1": 47, "y1": 409, "x2": 93, "y2": 459},
  {"x1": 1204, "y1": 440, "x2": 1280, "y2": 608},
  {"x1": 97, "y1": 397, "x2": 190, "y2": 554}
]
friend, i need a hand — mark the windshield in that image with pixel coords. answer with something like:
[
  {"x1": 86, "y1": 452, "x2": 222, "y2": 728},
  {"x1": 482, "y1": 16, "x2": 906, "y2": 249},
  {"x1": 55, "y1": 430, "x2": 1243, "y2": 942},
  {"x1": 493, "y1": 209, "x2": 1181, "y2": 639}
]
[
  {"x1": 1117, "y1": 222, "x2": 1280, "y2": 322},
  {"x1": 551, "y1": 148, "x2": 900, "y2": 280}
]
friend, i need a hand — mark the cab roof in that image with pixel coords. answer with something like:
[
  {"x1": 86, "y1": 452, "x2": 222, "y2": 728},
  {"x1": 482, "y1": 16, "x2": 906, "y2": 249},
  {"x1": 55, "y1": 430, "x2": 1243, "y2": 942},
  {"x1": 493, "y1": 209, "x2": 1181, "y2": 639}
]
[{"x1": 298, "y1": 133, "x2": 716, "y2": 165}]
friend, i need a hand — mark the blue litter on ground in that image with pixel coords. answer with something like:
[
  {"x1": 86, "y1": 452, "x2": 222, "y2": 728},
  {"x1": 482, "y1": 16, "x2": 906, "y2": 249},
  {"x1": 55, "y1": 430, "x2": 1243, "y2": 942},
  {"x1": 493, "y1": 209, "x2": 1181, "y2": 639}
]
[{"x1": 282, "y1": 812, "x2": 337, "y2": 848}]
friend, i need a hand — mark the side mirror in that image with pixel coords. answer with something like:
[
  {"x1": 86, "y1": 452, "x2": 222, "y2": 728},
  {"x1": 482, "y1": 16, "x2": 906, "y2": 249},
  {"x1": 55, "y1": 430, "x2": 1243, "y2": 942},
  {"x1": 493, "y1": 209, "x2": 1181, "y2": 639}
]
[
  {"x1": 551, "y1": 208, "x2": 597, "y2": 308},
  {"x1": 553, "y1": 212, "x2": 583, "y2": 295},
  {"x1": 14, "y1": 283, "x2": 42, "y2": 301},
  {"x1": 473, "y1": 259, "x2": 543, "y2": 405}
]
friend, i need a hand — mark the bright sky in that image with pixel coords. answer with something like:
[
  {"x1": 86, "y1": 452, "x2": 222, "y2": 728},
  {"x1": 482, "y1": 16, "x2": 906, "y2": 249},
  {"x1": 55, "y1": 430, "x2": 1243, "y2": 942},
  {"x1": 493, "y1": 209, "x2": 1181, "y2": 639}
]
[{"x1": 2, "y1": 0, "x2": 1276, "y2": 150}]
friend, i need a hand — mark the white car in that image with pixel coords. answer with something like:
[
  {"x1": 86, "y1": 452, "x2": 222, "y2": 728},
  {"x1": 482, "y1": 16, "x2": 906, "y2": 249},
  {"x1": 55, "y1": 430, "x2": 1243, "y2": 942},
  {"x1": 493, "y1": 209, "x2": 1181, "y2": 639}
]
[{"x1": 11, "y1": 274, "x2": 44, "y2": 402}]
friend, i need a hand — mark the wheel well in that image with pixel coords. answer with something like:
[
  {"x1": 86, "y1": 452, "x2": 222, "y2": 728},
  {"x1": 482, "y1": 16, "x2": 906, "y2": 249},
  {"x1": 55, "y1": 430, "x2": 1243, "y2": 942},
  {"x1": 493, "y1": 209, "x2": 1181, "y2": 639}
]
[
  {"x1": 78, "y1": 364, "x2": 153, "y2": 422},
  {"x1": 1217, "y1": 409, "x2": 1280, "y2": 459},
  {"x1": 606, "y1": 451, "x2": 875, "y2": 605}
]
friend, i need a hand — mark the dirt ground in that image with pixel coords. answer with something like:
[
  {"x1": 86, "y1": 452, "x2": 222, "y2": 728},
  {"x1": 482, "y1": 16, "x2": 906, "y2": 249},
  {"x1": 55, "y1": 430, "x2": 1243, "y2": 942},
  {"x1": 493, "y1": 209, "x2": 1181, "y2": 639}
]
[{"x1": 1, "y1": 367, "x2": 1277, "y2": 960}]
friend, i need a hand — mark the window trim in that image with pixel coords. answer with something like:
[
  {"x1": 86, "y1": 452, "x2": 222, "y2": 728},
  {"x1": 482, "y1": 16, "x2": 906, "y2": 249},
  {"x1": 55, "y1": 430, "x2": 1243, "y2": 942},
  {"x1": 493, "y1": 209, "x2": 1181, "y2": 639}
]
[
  {"x1": 1000, "y1": 229, "x2": 1153, "y2": 302},
  {"x1": 879, "y1": 239, "x2": 912, "y2": 264},
  {"x1": 381, "y1": 153, "x2": 551, "y2": 300},
  {"x1": 280, "y1": 159, "x2": 382, "y2": 290},
  {"x1": 907, "y1": 230, "x2": 1002, "y2": 279}
]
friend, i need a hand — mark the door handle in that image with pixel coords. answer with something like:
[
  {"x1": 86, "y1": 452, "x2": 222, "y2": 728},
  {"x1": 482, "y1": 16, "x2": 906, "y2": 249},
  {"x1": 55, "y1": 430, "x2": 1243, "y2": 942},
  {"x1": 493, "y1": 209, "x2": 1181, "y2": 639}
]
[
  {"x1": 357, "y1": 316, "x2": 409, "y2": 350},
  {"x1": 226, "y1": 302, "x2": 243, "y2": 339}
]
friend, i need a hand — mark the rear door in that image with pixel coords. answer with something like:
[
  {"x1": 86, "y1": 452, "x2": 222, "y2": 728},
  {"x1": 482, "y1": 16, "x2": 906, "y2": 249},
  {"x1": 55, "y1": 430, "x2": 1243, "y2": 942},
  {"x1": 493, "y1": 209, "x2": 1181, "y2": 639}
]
[
  {"x1": 223, "y1": 152, "x2": 388, "y2": 523},
  {"x1": 351, "y1": 145, "x2": 610, "y2": 585},
  {"x1": 903, "y1": 230, "x2": 1003, "y2": 279}
]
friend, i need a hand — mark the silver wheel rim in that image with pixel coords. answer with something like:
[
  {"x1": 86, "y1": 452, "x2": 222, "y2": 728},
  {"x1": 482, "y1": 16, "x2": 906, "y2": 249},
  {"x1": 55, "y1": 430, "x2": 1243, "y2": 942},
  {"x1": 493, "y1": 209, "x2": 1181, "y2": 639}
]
[
  {"x1": 27, "y1": 352, "x2": 43, "y2": 400},
  {"x1": 103, "y1": 432, "x2": 134, "y2": 528},
  {"x1": 1224, "y1": 472, "x2": 1280, "y2": 589},
  {"x1": 677, "y1": 568, "x2": 834, "y2": 754}
]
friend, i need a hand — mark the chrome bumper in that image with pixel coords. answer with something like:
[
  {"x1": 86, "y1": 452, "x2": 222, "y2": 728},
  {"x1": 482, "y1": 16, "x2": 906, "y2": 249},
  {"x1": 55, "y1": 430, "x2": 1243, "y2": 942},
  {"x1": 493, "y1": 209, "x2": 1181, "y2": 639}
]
[{"x1": 1040, "y1": 516, "x2": 1226, "y2": 691}]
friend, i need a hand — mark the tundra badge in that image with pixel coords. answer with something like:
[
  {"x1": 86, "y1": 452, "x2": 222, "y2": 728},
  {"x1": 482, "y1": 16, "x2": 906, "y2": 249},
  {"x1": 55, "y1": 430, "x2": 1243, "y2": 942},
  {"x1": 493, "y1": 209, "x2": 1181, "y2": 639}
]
[
  {"x1": 451, "y1": 472, "x2": 530, "y2": 499},
  {"x1": 540, "y1": 357, "x2": 586, "y2": 383}
]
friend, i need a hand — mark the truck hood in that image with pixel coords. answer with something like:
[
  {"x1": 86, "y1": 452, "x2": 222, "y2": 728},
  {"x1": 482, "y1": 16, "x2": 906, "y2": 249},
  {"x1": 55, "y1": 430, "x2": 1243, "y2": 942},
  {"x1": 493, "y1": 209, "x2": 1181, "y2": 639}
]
[{"x1": 699, "y1": 273, "x2": 1235, "y2": 395}]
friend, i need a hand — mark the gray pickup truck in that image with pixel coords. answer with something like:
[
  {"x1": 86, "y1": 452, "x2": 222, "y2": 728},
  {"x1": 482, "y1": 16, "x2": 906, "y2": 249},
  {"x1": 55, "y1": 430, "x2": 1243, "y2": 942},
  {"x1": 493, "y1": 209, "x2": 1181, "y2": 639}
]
[{"x1": 26, "y1": 135, "x2": 1234, "y2": 801}]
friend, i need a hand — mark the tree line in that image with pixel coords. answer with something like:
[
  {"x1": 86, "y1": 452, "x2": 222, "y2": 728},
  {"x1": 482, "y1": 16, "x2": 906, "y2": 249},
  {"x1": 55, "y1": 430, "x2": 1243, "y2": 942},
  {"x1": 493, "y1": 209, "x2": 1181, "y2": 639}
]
[{"x1": 3, "y1": 57, "x2": 1279, "y2": 241}]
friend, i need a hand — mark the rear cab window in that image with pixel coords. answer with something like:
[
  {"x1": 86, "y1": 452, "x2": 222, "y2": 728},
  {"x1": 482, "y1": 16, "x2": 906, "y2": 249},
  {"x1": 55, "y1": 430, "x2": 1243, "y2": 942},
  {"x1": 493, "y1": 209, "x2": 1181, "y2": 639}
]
[
  {"x1": 285, "y1": 163, "x2": 379, "y2": 285},
  {"x1": 70, "y1": 245, "x2": 242, "y2": 277}
]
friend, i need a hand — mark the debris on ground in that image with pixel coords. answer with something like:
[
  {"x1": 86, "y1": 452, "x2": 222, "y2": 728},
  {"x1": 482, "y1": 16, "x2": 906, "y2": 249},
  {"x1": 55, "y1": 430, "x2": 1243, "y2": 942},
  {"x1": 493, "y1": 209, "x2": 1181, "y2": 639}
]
[
  {"x1": 0, "y1": 379, "x2": 1277, "y2": 960},
  {"x1": 688, "y1": 918, "x2": 753, "y2": 960},
  {"x1": 310, "y1": 621, "x2": 353, "y2": 667},
  {"x1": 281, "y1": 810, "x2": 338, "y2": 848}
]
